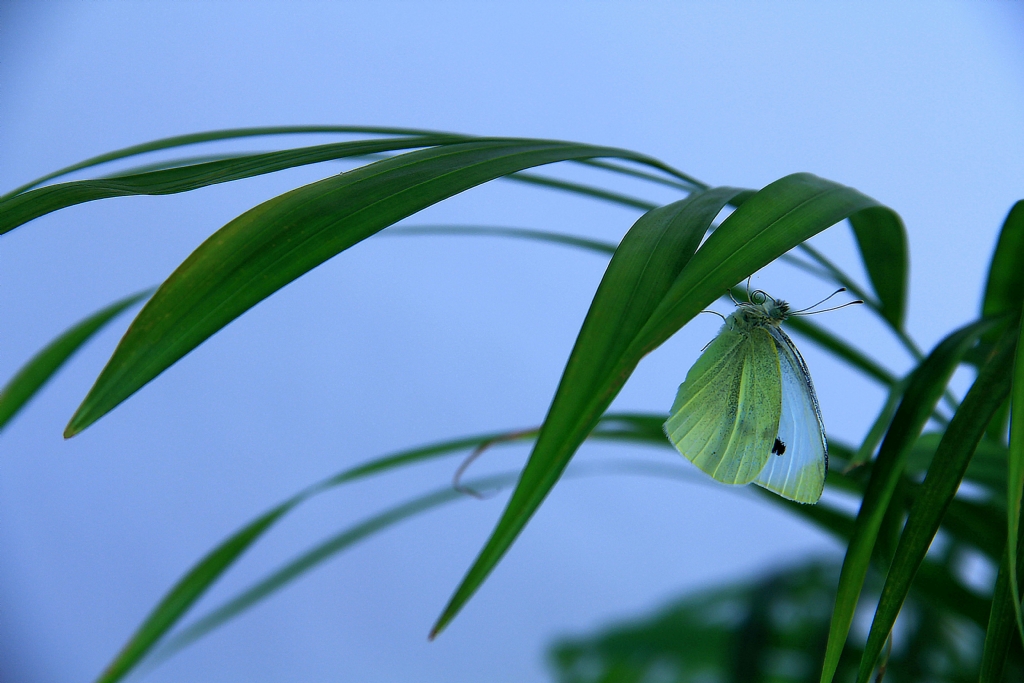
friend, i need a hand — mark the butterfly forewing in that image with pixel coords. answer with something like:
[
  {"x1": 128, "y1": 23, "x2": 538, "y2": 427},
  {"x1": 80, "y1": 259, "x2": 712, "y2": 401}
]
[
  {"x1": 664, "y1": 326, "x2": 782, "y2": 485},
  {"x1": 753, "y1": 327, "x2": 828, "y2": 503}
]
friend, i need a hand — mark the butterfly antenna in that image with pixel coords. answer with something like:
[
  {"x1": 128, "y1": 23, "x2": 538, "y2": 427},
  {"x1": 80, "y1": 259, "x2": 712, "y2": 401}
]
[
  {"x1": 791, "y1": 287, "x2": 848, "y2": 314},
  {"x1": 727, "y1": 288, "x2": 740, "y2": 305},
  {"x1": 745, "y1": 276, "x2": 753, "y2": 301},
  {"x1": 699, "y1": 309, "x2": 727, "y2": 321},
  {"x1": 797, "y1": 299, "x2": 864, "y2": 315}
]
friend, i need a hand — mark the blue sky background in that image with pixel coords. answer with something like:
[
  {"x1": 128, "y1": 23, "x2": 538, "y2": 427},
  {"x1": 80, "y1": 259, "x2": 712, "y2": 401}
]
[{"x1": 2, "y1": 3, "x2": 1023, "y2": 682}]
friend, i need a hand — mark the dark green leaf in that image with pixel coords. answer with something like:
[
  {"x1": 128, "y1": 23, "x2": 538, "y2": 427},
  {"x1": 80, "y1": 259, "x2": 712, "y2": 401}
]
[
  {"x1": 432, "y1": 174, "x2": 897, "y2": 639},
  {"x1": 1, "y1": 125, "x2": 462, "y2": 199},
  {"x1": 982, "y1": 201, "x2": 1024, "y2": 327},
  {"x1": 0, "y1": 136, "x2": 461, "y2": 235},
  {"x1": 856, "y1": 328, "x2": 1016, "y2": 683},
  {"x1": 0, "y1": 289, "x2": 152, "y2": 431},
  {"x1": 848, "y1": 206, "x2": 909, "y2": 328},
  {"x1": 64, "y1": 139, "x2": 665, "y2": 436},
  {"x1": 980, "y1": 534, "x2": 1024, "y2": 683},
  {"x1": 818, "y1": 316, "x2": 996, "y2": 683},
  {"x1": 385, "y1": 224, "x2": 618, "y2": 257},
  {"x1": 1008, "y1": 304, "x2": 1024, "y2": 645},
  {"x1": 784, "y1": 315, "x2": 897, "y2": 388}
]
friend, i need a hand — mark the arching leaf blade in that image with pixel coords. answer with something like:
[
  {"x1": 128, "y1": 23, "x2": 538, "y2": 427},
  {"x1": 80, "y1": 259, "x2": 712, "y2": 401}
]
[
  {"x1": 982, "y1": 201, "x2": 1024, "y2": 324},
  {"x1": 431, "y1": 174, "x2": 899, "y2": 639},
  {"x1": 848, "y1": 206, "x2": 908, "y2": 328},
  {"x1": 856, "y1": 328, "x2": 1016, "y2": 683},
  {"x1": 64, "y1": 139, "x2": 659, "y2": 436},
  {"x1": 1, "y1": 125, "x2": 465, "y2": 199},
  {"x1": 0, "y1": 289, "x2": 153, "y2": 431},
  {"x1": 818, "y1": 317, "x2": 996, "y2": 683},
  {"x1": 0, "y1": 136, "x2": 461, "y2": 235}
]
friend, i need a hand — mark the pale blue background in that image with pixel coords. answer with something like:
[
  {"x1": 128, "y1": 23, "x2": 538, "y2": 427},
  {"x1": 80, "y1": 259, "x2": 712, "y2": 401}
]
[{"x1": 2, "y1": 3, "x2": 1023, "y2": 682}]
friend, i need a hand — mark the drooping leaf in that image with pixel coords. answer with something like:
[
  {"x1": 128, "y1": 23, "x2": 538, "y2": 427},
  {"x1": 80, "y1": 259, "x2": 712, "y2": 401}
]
[
  {"x1": 432, "y1": 174, "x2": 898, "y2": 639},
  {"x1": 818, "y1": 316, "x2": 995, "y2": 683},
  {"x1": 0, "y1": 125, "x2": 461, "y2": 199},
  {"x1": 64, "y1": 139, "x2": 671, "y2": 436},
  {"x1": 856, "y1": 328, "x2": 1017, "y2": 683},
  {"x1": 848, "y1": 206, "x2": 909, "y2": 329},
  {"x1": 88, "y1": 412, "x2": 665, "y2": 683},
  {"x1": 0, "y1": 136, "x2": 462, "y2": 235},
  {"x1": 0, "y1": 289, "x2": 152, "y2": 431}
]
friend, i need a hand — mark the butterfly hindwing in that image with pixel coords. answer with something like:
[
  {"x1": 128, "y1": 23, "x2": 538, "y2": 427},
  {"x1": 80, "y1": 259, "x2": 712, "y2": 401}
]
[
  {"x1": 664, "y1": 325, "x2": 782, "y2": 485},
  {"x1": 753, "y1": 326, "x2": 828, "y2": 503}
]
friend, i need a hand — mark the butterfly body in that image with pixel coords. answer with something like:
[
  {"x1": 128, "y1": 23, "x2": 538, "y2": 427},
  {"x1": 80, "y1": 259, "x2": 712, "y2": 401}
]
[{"x1": 663, "y1": 292, "x2": 828, "y2": 504}]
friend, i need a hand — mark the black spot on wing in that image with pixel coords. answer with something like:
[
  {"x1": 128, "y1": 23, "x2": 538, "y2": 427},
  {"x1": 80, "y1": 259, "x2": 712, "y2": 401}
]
[{"x1": 772, "y1": 437, "x2": 786, "y2": 456}]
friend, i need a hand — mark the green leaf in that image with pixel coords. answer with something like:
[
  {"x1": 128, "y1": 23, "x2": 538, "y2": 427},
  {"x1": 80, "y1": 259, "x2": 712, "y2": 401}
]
[
  {"x1": 88, "y1": 411, "x2": 659, "y2": 683},
  {"x1": 1, "y1": 125, "x2": 464, "y2": 199},
  {"x1": 818, "y1": 316, "x2": 996, "y2": 683},
  {"x1": 385, "y1": 224, "x2": 618, "y2": 257},
  {"x1": 848, "y1": 206, "x2": 909, "y2": 328},
  {"x1": 64, "y1": 139, "x2": 667, "y2": 436},
  {"x1": 982, "y1": 201, "x2": 1024, "y2": 326},
  {"x1": 0, "y1": 136, "x2": 462, "y2": 235},
  {"x1": 980, "y1": 535, "x2": 1024, "y2": 683},
  {"x1": 856, "y1": 327, "x2": 1017, "y2": 683},
  {"x1": 0, "y1": 289, "x2": 152, "y2": 431},
  {"x1": 849, "y1": 375, "x2": 910, "y2": 468},
  {"x1": 1008, "y1": 305, "x2": 1024, "y2": 647},
  {"x1": 431, "y1": 173, "x2": 898, "y2": 639}
]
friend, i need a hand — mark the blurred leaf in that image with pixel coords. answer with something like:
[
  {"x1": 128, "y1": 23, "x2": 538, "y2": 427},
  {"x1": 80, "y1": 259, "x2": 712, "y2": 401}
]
[
  {"x1": 1009, "y1": 307, "x2": 1024, "y2": 645},
  {"x1": 784, "y1": 315, "x2": 897, "y2": 388},
  {"x1": 433, "y1": 174, "x2": 898, "y2": 639},
  {"x1": 145, "y1": 473, "x2": 519, "y2": 672},
  {"x1": 64, "y1": 139, "x2": 669, "y2": 436},
  {"x1": 857, "y1": 328, "x2": 1017, "y2": 683},
  {"x1": 386, "y1": 224, "x2": 618, "y2": 257},
  {"x1": 980, "y1": 534, "x2": 1024, "y2": 683},
  {"x1": 849, "y1": 375, "x2": 910, "y2": 468},
  {"x1": 89, "y1": 411, "x2": 666, "y2": 683},
  {"x1": 848, "y1": 206, "x2": 909, "y2": 329},
  {"x1": 819, "y1": 316, "x2": 995, "y2": 683},
  {"x1": 0, "y1": 289, "x2": 152, "y2": 431},
  {"x1": 0, "y1": 136, "x2": 463, "y2": 235},
  {"x1": 549, "y1": 559, "x2": 980, "y2": 683},
  {"x1": 508, "y1": 172, "x2": 658, "y2": 211}
]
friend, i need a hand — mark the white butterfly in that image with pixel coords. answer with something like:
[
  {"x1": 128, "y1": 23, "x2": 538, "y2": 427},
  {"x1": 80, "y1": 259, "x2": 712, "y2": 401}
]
[{"x1": 663, "y1": 289, "x2": 850, "y2": 504}]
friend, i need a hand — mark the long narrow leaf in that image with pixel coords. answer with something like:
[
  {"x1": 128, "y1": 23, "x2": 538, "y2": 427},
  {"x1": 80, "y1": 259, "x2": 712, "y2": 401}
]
[
  {"x1": 982, "y1": 201, "x2": 1024, "y2": 328},
  {"x1": 0, "y1": 136, "x2": 461, "y2": 235},
  {"x1": 848, "y1": 207, "x2": 909, "y2": 329},
  {"x1": 88, "y1": 411, "x2": 663, "y2": 683},
  {"x1": 431, "y1": 174, "x2": 896, "y2": 639},
  {"x1": 856, "y1": 328, "x2": 1017, "y2": 683},
  {"x1": 1008, "y1": 305, "x2": 1024, "y2": 645},
  {"x1": 0, "y1": 289, "x2": 152, "y2": 431},
  {"x1": 1, "y1": 125, "x2": 462, "y2": 199},
  {"x1": 980, "y1": 534, "x2": 1024, "y2": 683},
  {"x1": 64, "y1": 139, "x2": 668, "y2": 436},
  {"x1": 818, "y1": 317, "x2": 996, "y2": 683}
]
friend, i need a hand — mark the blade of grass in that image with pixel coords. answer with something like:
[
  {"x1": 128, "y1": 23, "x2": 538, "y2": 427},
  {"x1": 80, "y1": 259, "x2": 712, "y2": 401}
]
[
  {"x1": 385, "y1": 224, "x2": 618, "y2": 257},
  {"x1": 0, "y1": 289, "x2": 153, "y2": 431},
  {"x1": 431, "y1": 173, "x2": 898, "y2": 639},
  {"x1": 817, "y1": 316, "x2": 996, "y2": 683},
  {"x1": 64, "y1": 139, "x2": 666, "y2": 436},
  {"x1": 506, "y1": 172, "x2": 658, "y2": 211},
  {"x1": 856, "y1": 328, "x2": 1017, "y2": 683},
  {"x1": 848, "y1": 375, "x2": 911, "y2": 469},
  {"x1": 982, "y1": 201, "x2": 1024, "y2": 332},
  {"x1": 783, "y1": 315, "x2": 897, "y2": 388}
]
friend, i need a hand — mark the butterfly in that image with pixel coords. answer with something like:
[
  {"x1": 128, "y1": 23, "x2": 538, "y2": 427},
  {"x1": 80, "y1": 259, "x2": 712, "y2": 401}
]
[{"x1": 663, "y1": 288, "x2": 854, "y2": 504}]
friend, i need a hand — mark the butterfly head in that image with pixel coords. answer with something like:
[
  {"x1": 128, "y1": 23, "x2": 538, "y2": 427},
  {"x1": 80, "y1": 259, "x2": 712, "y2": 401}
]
[{"x1": 732, "y1": 290, "x2": 790, "y2": 329}]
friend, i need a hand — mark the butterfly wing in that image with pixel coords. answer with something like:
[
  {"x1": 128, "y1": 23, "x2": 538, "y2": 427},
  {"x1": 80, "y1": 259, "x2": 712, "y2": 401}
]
[
  {"x1": 753, "y1": 326, "x2": 828, "y2": 503},
  {"x1": 664, "y1": 325, "x2": 782, "y2": 485}
]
